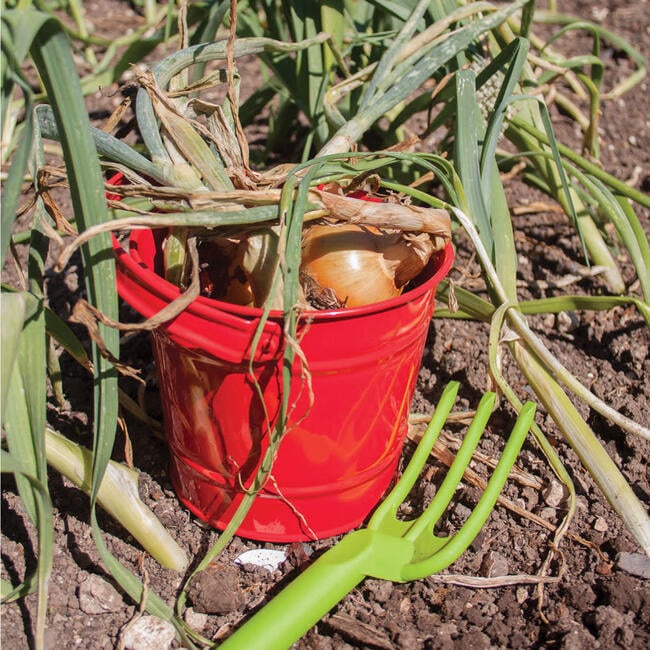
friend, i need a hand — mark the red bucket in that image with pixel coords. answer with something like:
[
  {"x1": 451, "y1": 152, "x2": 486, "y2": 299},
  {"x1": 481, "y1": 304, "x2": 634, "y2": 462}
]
[{"x1": 114, "y1": 229, "x2": 453, "y2": 541}]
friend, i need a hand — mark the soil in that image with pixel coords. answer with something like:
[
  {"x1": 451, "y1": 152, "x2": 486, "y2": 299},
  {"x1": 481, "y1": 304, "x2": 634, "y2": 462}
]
[{"x1": 2, "y1": 1, "x2": 649, "y2": 649}]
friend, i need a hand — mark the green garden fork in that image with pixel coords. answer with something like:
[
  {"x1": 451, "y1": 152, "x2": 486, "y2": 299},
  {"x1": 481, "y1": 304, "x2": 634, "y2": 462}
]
[{"x1": 220, "y1": 381, "x2": 536, "y2": 649}]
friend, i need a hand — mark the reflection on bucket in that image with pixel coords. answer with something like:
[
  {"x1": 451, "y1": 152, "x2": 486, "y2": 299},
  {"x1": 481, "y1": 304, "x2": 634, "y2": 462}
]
[{"x1": 114, "y1": 228, "x2": 454, "y2": 542}]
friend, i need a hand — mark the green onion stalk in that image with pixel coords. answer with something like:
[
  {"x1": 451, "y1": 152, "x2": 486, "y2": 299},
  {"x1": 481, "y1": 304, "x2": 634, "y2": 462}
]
[
  {"x1": 451, "y1": 206, "x2": 650, "y2": 556},
  {"x1": 422, "y1": 7, "x2": 650, "y2": 555},
  {"x1": 44, "y1": 429, "x2": 189, "y2": 570},
  {"x1": 495, "y1": 9, "x2": 647, "y2": 294},
  {"x1": 13, "y1": 5, "x2": 650, "y2": 649},
  {"x1": 2, "y1": 5, "x2": 195, "y2": 645}
]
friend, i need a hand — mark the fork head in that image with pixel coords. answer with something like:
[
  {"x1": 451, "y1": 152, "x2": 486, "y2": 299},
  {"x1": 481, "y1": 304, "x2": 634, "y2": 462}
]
[{"x1": 367, "y1": 381, "x2": 536, "y2": 582}]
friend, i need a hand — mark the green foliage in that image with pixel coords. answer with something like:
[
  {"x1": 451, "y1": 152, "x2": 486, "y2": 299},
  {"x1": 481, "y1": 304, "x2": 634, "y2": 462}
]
[
  {"x1": 1, "y1": 4, "x2": 193, "y2": 647},
  {"x1": 3, "y1": 1, "x2": 650, "y2": 646}
]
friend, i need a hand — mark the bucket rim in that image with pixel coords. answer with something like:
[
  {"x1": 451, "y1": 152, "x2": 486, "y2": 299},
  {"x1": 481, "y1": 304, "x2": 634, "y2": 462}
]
[{"x1": 113, "y1": 229, "x2": 454, "y2": 321}]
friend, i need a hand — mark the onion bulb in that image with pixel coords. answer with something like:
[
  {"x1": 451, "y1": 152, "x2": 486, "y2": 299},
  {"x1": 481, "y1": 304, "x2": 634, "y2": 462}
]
[{"x1": 300, "y1": 224, "x2": 436, "y2": 308}]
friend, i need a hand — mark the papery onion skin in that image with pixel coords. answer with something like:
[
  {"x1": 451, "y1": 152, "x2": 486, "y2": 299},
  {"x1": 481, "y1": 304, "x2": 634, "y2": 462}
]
[{"x1": 300, "y1": 224, "x2": 433, "y2": 308}]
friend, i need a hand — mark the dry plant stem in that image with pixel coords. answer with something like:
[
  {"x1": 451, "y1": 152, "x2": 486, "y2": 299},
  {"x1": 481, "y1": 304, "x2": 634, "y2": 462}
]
[
  {"x1": 438, "y1": 431, "x2": 543, "y2": 490},
  {"x1": 104, "y1": 185, "x2": 286, "y2": 204},
  {"x1": 135, "y1": 34, "x2": 330, "y2": 173},
  {"x1": 427, "y1": 574, "x2": 560, "y2": 589},
  {"x1": 226, "y1": 0, "x2": 249, "y2": 170},
  {"x1": 54, "y1": 190, "x2": 449, "y2": 271},
  {"x1": 133, "y1": 33, "x2": 330, "y2": 286},
  {"x1": 410, "y1": 411, "x2": 478, "y2": 426},
  {"x1": 139, "y1": 68, "x2": 234, "y2": 191},
  {"x1": 68, "y1": 237, "x2": 201, "y2": 334},
  {"x1": 317, "y1": 191, "x2": 451, "y2": 236}
]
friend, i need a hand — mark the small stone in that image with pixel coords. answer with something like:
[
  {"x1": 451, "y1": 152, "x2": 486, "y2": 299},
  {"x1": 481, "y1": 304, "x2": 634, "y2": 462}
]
[
  {"x1": 234, "y1": 548, "x2": 287, "y2": 572},
  {"x1": 480, "y1": 551, "x2": 509, "y2": 578},
  {"x1": 593, "y1": 516, "x2": 608, "y2": 532},
  {"x1": 184, "y1": 606, "x2": 209, "y2": 632},
  {"x1": 616, "y1": 552, "x2": 650, "y2": 579},
  {"x1": 591, "y1": 7, "x2": 609, "y2": 22},
  {"x1": 542, "y1": 479, "x2": 566, "y2": 508},
  {"x1": 516, "y1": 587, "x2": 529, "y2": 604},
  {"x1": 78, "y1": 574, "x2": 123, "y2": 614},
  {"x1": 556, "y1": 311, "x2": 578, "y2": 332},
  {"x1": 121, "y1": 615, "x2": 176, "y2": 650},
  {"x1": 399, "y1": 596, "x2": 412, "y2": 615}
]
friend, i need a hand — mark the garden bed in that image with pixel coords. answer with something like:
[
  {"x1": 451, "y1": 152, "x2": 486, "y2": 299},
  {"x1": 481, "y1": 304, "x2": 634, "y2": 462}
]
[{"x1": 2, "y1": 1, "x2": 648, "y2": 648}]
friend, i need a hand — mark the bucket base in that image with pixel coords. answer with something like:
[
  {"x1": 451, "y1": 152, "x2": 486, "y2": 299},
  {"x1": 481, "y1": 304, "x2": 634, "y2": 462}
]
[{"x1": 168, "y1": 447, "x2": 403, "y2": 542}]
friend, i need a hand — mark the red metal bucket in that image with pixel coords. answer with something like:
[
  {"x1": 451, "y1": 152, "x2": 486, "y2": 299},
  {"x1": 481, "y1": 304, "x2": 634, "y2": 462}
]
[{"x1": 114, "y1": 229, "x2": 453, "y2": 541}]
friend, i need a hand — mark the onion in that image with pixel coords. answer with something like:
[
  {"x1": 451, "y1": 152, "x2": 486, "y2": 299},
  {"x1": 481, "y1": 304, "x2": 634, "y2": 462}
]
[{"x1": 300, "y1": 224, "x2": 435, "y2": 307}]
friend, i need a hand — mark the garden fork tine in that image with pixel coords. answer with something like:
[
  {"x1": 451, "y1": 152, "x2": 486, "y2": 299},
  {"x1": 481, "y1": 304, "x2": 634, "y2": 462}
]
[{"x1": 219, "y1": 381, "x2": 536, "y2": 650}]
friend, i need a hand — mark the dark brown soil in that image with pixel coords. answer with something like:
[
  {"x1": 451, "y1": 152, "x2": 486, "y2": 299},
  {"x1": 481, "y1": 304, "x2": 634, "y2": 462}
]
[{"x1": 2, "y1": 2, "x2": 649, "y2": 649}]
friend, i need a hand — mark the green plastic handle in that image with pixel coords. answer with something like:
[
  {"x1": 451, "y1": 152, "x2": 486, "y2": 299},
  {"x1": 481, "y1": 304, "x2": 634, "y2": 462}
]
[{"x1": 219, "y1": 529, "x2": 404, "y2": 649}]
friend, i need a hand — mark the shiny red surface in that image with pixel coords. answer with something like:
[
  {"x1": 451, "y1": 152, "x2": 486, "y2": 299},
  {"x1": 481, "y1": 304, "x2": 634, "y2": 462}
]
[{"x1": 114, "y1": 228, "x2": 453, "y2": 541}]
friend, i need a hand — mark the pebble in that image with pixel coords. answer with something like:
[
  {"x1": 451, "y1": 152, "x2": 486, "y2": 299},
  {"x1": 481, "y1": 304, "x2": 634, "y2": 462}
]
[
  {"x1": 184, "y1": 606, "x2": 209, "y2": 632},
  {"x1": 121, "y1": 615, "x2": 177, "y2": 650},
  {"x1": 480, "y1": 551, "x2": 509, "y2": 578},
  {"x1": 542, "y1": 479, "x2": 566, "y2": 508},
  {"x1": 616, "y1": 552, "x2": 650, "y2": 579},
  {"x1": 516, "y1": 587, "x2": 529, "y2": 604},
  {"x1": 593, "y1": 516, "x2": 608, "y2": 533},
  {"x1": 234, "y1": 548, "x2": 287, "y2": 572},
  {"x1": 78, "y1": 574, "x2": 123, "y2": 614}
]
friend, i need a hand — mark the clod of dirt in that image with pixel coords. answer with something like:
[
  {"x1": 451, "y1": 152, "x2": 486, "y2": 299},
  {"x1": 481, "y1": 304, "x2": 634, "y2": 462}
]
[
  {"x1": 364, "y1": 578, "x2": 393, "y2": 604},
  {"x1": 187, "y1": 563, "x2": 245, "y2": 614},
  {"x1": 557, "y1": 619, "x2": 597, "y2": 649},
  {"x1": 586, "y1": 606, "x2": 637, "y2": 648}
]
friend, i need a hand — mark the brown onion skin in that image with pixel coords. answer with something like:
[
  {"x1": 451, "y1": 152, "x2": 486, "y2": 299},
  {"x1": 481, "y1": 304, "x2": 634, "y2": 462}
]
[{"x1": 300, "y1": 224, "x2": 405, "y2": 307}]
